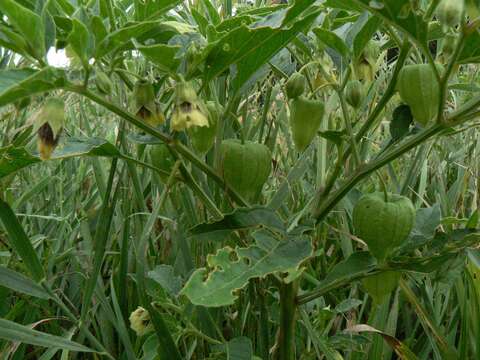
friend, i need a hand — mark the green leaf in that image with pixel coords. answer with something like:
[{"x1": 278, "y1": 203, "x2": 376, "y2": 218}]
[
  {"x1": 51, "y1": 137, "x2": 120, "y2": 158},
  {"x1": 203, "y1": 4, "x2": 320, "y2": 92},
  {"x1": 127, "y1": 133, "x2": 163, "y2": 145},
  {"x1": 0, "y1": 199, "x2": 45, "y2": 282},
  {"x1": 323, "y1": 251, "x2": 376, "y2": 286},
  {"x1": 144, "y1": 0, "x2": 184, "y2": 20},
  {"x1": 189, "y1": 206, "x2": 285, "y2": 242},
  {"x1": 347, "y1": 324, "x2": 420, "y2": 360},
  {"x1": 213, "y1": 337, "x2": 253, "y2": 360},
  {"x1": 352, "y1": 14, "x2": 381, "y2": 60},
  {"x1": 335, "y1": 298, "x2": 363, "y2": 313},
  {"x1": 0, "y1": 67, "x2": 66, "y2": 108},
  {"x1": 91, "y1": 15, "x2": 108, "y2": 47},
  {"x1": 136, "y1": 44, "x2": 181, "y2": 74},
  {"x1": 0, "y1": 266, "x2": 51, "y2": 299},
  {"x1": 181, "y1": 230, "x2": 312, "y2": 307},
  {"x1": 0, "y1": 318, "x2": 95, "y2": 353},
  {"x1": 41, "y1": 2, "x2": 56, "y2": 53},
  {"x1": 0, "y1": 24, "x2": 29, "y2": 55},
  {"x1": 148, "y1": 265, "x2": 182, "y2": 297},
  {"x1": 268, "y1": 146, "x2": 313, "y2": 210},
  {"x1": 390, "y1": 104, "x2": 413, "y2": 141},
  {"x1": 458, "y1": 30, "x2": 480, "y2": 64},
  {"x1": 0, "y1": 146, "x2": 40, "y2": 180},
  {"x1": 67, "y1": 19, "x2": 93, "y2": 67},
  {"x1": 327, "y1": 0, "x2": 428, "y2": 46},
  {"x1": 201, "y1": 0, "x2": 221, "y2": 25},
  {"x1": 96, "y1": 21, "x2": 163, "y2": 58},
  {"x1": 400, "y1": 281, "x2": 458, "y2": 360},
  {"x1": 410, "y1": 204, "x2": 441, "y2": 239},
  {"x1": 313, "y1": 28, "x2": 350, "y2": 59},
  {"x1": 0, "y1": 138, "x2": 120, "y2": 180},
  {"x1": 0, "y1": 0, "x2": 45, "y2": 60}
]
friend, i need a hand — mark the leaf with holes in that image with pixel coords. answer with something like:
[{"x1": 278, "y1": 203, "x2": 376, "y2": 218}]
[{"x1": 181, "y1": 230, "x2": 312, "y2": 307}]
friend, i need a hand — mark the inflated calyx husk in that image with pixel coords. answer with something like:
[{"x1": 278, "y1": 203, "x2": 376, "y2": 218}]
[
  {"x1": 133, "y1": 79, "x2": 165, "y2": 128},
  {"x1": 220, "y1": 139, "x2": 271, "y2": 202},
  {"x1": 285, "y1": 72, "x2": 306, "y2": 99},
  {"x1": 362, "y1": 271, "x2": 401, "y2": 304},
  {"x1": 353, "y1": 192, "x2": 415, "y2": 261},
  {"x1": 437, "y1": 0, "x2": 464, "y2": 28},
  {"x1": 34, "y1": 98, "x2": 65, "y2": 160},
  {"x1": 289, "y1": 96, "x2": 324, "y2": 152},
  {"x1": 187, "y1": 101, "x2": 222, "y2": 154},
  {"x1": 345, "y1": 80, "x2": 364, "y2": 109},
  {"x1": 171, "y1": 81, "x2": 208, "y2": 132},
  {"x1": 397, "y1": 64, "x2": 441, "y2": 126}
]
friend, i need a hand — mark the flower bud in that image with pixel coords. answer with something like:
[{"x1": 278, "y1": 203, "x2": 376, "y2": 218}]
[{"x1": 344, "y1": 80, "x2": 364, "y2": 109}]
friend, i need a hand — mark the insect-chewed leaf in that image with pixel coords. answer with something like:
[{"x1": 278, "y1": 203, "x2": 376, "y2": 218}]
[{"x1": 181, "y1": 231, "x2": 312, "y2": 307}]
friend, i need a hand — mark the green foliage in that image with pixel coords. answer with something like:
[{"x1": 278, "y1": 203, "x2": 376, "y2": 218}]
[
  {"x1": 181, "y1": 229, "x2": 312, "y2": 307},
  {"x1": 0, "y1": 0, "x2": 480, "y2": 359}
]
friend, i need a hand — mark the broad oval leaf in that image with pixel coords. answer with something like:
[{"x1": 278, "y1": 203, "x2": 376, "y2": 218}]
[
  {"x1": 202, "y1": 3, "x2": 320, "y2": 93},
  {"x1": 0, "y1": 0, "x2": 45, "y2": 60},
  {"x1": 136, "y1": 44, "x2": 181, "y2": 74},
  {"x1": 0, "y1": 67, "x2": 66, "y2": 108},
  {"x1": 313, "y1": 27, "x2": 350, "y2": 59},
  {"x1": 0, "y1": 138, "x2": 120, "y2": 180},
  {"x1": 181, "y1": 230, "x2": 312, "y2": 307}
]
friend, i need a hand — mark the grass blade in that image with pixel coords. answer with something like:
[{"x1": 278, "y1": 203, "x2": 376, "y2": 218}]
[{"x1": 0, "y1": 199, "x2": 44, "y2": 281}]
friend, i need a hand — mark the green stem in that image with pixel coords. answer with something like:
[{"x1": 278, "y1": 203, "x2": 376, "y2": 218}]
[
  {"x1": 337, "y1": 85, "x2": 361, "y2": 166},
  {"x1": 313, "y1": 124, "x2": 444, "y2": 222},
  {"x1": 437, "y1": 28, "x2": 466, "y2": 124},
  {"x1": 312, "y1": 41, "x2": 410, "y2": 216},
  {"x1": 277, "y1": 281, "x2": 298, "y2": 360},
  {"x1": 376, "y1": 171, "x2": 389, "y2": 202},
  {"x1": 65, "y1": 84, "x2": 249, "y2": 207}
]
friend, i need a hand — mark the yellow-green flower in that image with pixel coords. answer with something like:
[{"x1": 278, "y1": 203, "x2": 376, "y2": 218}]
[
  {"x1": 171, "y1": 81, "x2": 208, "y2": 131},
  {"x1": 34, "y1": 98, "x2": 65, "y2": 160},
  {"x1": 129, "y1": 307, "x2": 154, "y2": 336}
]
